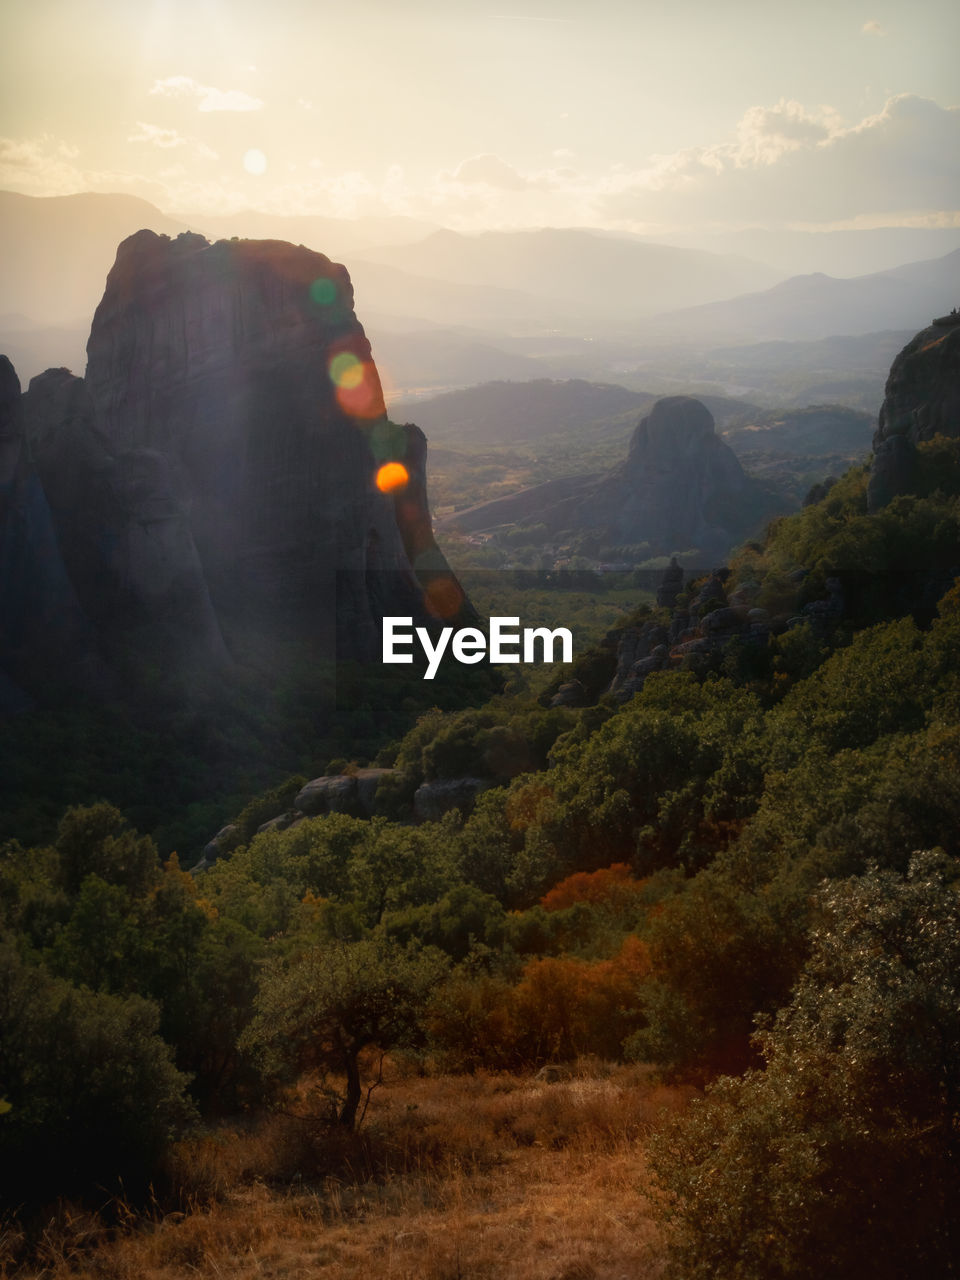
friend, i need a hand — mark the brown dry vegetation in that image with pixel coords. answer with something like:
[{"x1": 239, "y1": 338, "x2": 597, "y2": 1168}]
[{"x1": 4, "y1": 1063, "x2": 688, "y2": 1280}]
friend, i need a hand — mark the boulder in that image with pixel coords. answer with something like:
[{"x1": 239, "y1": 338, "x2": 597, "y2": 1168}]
[
  {"x1": 550, "y1": 679, "x2": 587, "y2": 708},
  {"x1": 193, "y1": 823, "x2": 239, "y2": 873},
  {"x1": 295, "y1": 767, "x2": 398, "y2": 817},
  {"x1": 413, "y1": 777, "x2": 489, "y2": 822},
  {"x1": 256, "y1": 811, "x2": 299, "y2": 835},
  {"x1": 295, "y1": 774, "x2": 362, "y2": 816}
]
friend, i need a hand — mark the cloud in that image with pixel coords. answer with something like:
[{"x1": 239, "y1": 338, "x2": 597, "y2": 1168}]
[
  {"x1": 450, "y1": 153, "x2": 530, "y2": 190},
  {"x1": 128, "y1": 122, "x2": 218, "y2": 159},
  {"x1": 149, "y1": 76, "x2": 263, "y2": 112},
  {"x1": 862, "y1": 19, "x2": 886, "y2": 35},
  {"x1": 0, "y1": 135, "x2": 85, "y2": 195},
  {"x1": 601, "y1": 94, "x2": 960, "y2": 230},
  {"x1": 4, "y1": 93, "x2": 956, "y2": 236},
  {"x1": 0, "y1": 131, "x2": 242, "y2": 213}
]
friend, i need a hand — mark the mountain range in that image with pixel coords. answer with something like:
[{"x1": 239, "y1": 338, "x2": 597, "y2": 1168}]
[
  {"x1": 653, "y1": 250, "x2": 960, "y2": 343},
  {"x1": 2, "y1": 191, "x2": 956, "y2": 411}
]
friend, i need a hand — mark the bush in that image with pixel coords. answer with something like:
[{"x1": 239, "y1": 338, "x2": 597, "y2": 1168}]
[
  {"x1": 648, "y1": 852, "x2": 960, "y2": 1280},
  {"x1": 0, "y1": 941, "x2": 196, "y2": 1202}
]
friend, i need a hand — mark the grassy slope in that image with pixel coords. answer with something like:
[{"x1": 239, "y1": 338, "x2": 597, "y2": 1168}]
[{"x1": 27, "y1": 1064, "x2": 676, "y2": 1280}]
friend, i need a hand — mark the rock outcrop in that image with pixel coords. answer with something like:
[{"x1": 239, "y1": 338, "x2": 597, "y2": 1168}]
[
  {"x1": 439, "y1": 396, "x2": 781, "y2": 559},
  {"x1": 571, "y1": 397, "x2": 760, "y2": 555},
  {"x1": 605, "y1": 558, "x2": 841, "y2": 703},
  {"x1": 413, "y1": 777, "x2": 490, "y2": 822},
  {"x1": 0, "y1": 356, "x2": 104, "y2": 706},
  {"x1": 295, "y1": 768, "x2": 397, "y2": 818},
  {"x1": 3, "y1": 230, "x2": 465, "y2": 702},
  {"x1": 23, "y1": 364, "x2": 228, "y2": 663},
  {"x1": 868, "y1": 313, "x2": 960, "y2": 510}
]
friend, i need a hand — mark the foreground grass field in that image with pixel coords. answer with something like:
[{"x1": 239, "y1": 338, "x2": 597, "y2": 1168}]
[{"x1": 8, "y1": 1064, "x2": 684, "y2": 1279}]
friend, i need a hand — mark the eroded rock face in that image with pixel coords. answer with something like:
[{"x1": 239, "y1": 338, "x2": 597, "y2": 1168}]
[
  {"x1": 23, "y1": 366, "x2": 228, "y2": 662},
  {"x1": 79, "y1": 231, "x2": 452, "y2": 653},
  {"x1": 5, "y1": 231, "x2": 462, "y2": 700},
  {"x1": 0, "y1": 357, "x2": 102, "y2": 704},
  {"x1": 868, "y1": 316, "x2": 960, "y2": 510}
]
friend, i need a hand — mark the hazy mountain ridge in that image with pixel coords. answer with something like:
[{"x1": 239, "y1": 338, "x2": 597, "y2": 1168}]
[
  {"x1": 354, "y1": 226, "x2": 785, "y2": 324},
  {"x1": 392, "y1": 378, "x2": 761, "y2": 452},
  {"x1": 2, "y1": 191, "x2": 953, "y2": 407},
  {"x1": 653, "y1": 249, "x2": 960, "y2": 342},
  {"x1": 654, "y1": 224, "x2": 960, "y2": 278},
  {"x1": 722, "y1": 404, "x2": 875, "y2": 456}
]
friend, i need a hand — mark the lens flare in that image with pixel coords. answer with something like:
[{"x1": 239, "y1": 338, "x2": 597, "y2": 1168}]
[
  {"x1": 376, "y1": 461, "x2": 409, "y2": 493},
  {"x1": 425, "y1": 576, "x2": 465, "y2": 620},
  {"x1": 328, "y1": 351, "x2": 364, "y2": 389},
  {"x1": 329, "y1": 351, "x2": 383, "y2": 419},
  {"x1": 369, "y1": 419, "x2": 407, "y2": 461},
  {"x1": 310, "y1": 277, "x2": 337, "y2": 306}
]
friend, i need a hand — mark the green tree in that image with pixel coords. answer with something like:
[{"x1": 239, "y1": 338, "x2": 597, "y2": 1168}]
[
  {"x1": 648, "y1": 852, "x2": 960, "y2": 1280},
  {"x1": 55, "y1": 802, "x2": 159, "y2": 897},
  {"x1": 240, "y1": 936, "x2": 449, "y2": 1128},
  {"x1": 0, "y1": 940, "x2": 195, "y2": 1202}
]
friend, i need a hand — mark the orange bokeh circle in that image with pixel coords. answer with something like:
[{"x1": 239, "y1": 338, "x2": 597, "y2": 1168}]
[{"x1": 376, "y1": 461, "x2": 409, "y2": 493}]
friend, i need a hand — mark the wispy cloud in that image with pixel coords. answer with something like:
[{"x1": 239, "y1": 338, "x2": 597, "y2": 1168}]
[
  {"x1": 128, "y1": 122, "x2": 218, "y2": 158},
  {"x1": 0, "y1": 135, "x2": 85, "y2": 195},
  {"x1": 862, "y1": 19, "x2": 887, "y2": 35},
  {"x1": 149, "y1": 76, "x2": 263, "y2": 113}
]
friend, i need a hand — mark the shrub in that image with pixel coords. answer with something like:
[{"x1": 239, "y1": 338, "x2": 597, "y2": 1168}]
[
  {"x1": 0, "y1": 942, "x2": 196, "y2": 1202},
  {"x1": 648, "y1": 852, "x2": 960, "y2": 1280}
]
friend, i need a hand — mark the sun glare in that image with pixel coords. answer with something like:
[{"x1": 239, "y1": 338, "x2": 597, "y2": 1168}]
[{"x1": 242, "y1": 148, "x2": 267, "y2": 176}]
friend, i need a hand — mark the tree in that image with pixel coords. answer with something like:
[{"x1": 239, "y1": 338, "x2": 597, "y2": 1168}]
[
  {"x1": 648, "y1": 852, "x2": 960, "y2": 1280},
  {"x1": 0, "y1": 940, "x2": 195, "y2": 1202},
  {"x1": 55, "y1": 802, "x2": 159, "y2": 897},
  {"x1": 240, "y1": 936, "x2": 449, "y2": 1128}
]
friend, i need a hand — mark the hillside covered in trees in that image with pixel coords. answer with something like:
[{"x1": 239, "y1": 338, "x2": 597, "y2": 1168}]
[{"x1": 2, "y1": 415, "x2": 959, "y2": 1276}]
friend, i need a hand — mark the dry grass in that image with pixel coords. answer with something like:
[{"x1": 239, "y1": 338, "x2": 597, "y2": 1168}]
[{"x1": 6, "y1": 1063, "x2": 689, "y2": 1280}]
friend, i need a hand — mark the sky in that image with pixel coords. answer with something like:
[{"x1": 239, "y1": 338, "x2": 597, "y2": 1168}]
[{"x1": 1, "y1": 0, "x2": 958, "y2": 234}]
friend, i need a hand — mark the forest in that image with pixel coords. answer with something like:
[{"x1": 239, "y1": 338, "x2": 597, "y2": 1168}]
[{"x1": 1, "y1": 436, "x2": 959, "y2": 1278}]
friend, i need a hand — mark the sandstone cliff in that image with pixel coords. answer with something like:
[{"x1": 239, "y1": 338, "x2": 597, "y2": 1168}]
[{"x1": 3, "y1": 230, "x2": 463, "y2": 702}]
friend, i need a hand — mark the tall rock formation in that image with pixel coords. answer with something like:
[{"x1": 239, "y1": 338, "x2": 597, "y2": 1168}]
[
  {"x1": 570, "y1": 396, "x2": 759, "y2": 555},
  {"x1": 440, "y1": 394, "x2": 778, "y2": 559},
  {"x1": 3, "y1": 230, "x2": 463, "y2": 704},
  {"x1": 868, "y1": 313, "x2": 960, "y2": 509}
]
